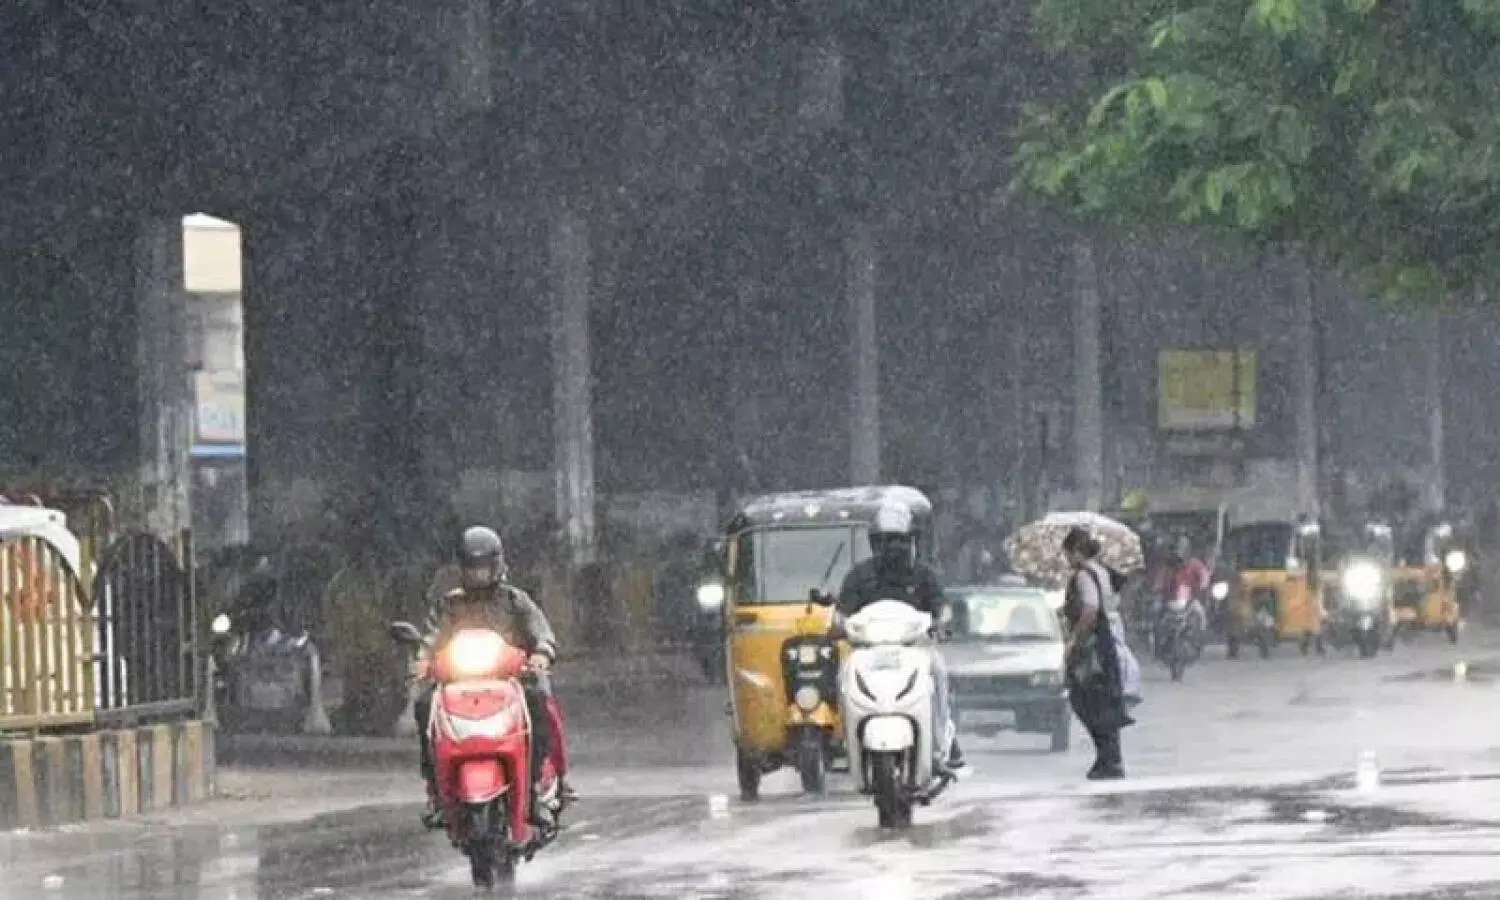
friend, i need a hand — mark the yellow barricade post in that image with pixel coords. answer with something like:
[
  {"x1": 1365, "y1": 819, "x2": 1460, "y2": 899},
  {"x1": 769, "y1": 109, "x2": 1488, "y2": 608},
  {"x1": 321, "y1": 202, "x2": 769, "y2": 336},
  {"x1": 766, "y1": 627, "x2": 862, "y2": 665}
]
[{"x1": 0, "y1": 535, "x2": 98, "y2": 732}]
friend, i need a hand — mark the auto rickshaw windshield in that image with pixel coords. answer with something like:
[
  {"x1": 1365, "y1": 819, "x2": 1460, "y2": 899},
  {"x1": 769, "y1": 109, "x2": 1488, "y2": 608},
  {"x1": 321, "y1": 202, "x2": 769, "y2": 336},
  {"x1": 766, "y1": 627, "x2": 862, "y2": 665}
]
[
  {"x1": 733, "y1": 525, "x2": 871, "y2": 605},
  {"x1": 1222, "y1": 524, "x2": 1293, "y2": 570}
]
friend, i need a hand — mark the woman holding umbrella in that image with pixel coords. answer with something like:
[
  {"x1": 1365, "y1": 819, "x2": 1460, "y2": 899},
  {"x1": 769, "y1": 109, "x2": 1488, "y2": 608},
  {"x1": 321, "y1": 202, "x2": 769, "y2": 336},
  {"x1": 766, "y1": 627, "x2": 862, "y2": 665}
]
[{"x1": 1061, "y1": 526, "x2": 1135, "y2": 780}]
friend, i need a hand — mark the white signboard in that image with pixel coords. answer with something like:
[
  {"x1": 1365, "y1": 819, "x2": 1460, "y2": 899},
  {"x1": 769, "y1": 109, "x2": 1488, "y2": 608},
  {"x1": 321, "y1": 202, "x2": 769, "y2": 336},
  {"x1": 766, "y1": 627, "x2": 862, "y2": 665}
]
[{"x1": 195, "y1": 370, "x2": 245, "y2": 446}]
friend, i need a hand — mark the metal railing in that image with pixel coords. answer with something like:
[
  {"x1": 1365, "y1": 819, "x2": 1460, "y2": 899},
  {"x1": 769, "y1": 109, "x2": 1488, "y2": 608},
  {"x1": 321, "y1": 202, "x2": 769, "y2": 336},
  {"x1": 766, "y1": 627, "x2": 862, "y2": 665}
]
[{"x1": 93, "y1": 530, "x2": 200, "y2": 727}]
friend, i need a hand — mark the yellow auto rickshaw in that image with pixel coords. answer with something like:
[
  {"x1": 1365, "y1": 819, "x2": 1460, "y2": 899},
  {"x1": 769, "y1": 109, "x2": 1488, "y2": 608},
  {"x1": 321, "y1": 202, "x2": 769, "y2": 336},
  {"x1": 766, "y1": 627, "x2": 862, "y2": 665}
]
[
  {"x1": 715, "y1": 486, "x2": 934, "y2": 801},
  {"x1": 1390, "y1": 521, "x2": 1464, "y2": 643},
  {"x1": 1219, "y1": 518, "x2": 1324, "y2": 659}
]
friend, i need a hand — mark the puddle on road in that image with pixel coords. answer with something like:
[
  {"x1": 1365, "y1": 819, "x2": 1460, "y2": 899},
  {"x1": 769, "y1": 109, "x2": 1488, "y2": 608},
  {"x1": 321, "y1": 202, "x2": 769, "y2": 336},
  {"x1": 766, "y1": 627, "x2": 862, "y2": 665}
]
[
  {"x1": 1385, "y1": 661, "x2": 1500, "y2": 685},
  {"x1": 1086, "y1": 779, "x2": 1475, "y2": 835},
  {"x1": 938, "y1": 872, "x2": 1090, "y2": 899},
  {"x1": 847, "y1": 805, "x2": 992, "y2": 850}
]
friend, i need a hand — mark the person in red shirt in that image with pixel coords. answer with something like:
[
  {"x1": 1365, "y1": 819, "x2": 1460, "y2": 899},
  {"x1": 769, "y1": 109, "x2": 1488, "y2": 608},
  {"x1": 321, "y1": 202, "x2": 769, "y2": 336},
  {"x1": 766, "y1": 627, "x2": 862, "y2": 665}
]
[{"x1": 1153, "y1": 536, "x2": 1210, "y2": 642}]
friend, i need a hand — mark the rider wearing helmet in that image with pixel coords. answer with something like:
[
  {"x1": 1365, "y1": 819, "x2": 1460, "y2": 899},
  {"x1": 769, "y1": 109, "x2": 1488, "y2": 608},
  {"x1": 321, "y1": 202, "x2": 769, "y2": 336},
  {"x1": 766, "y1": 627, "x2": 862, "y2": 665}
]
[
  {"x1": 1155, "y1": 534, "x2": 1210, "y2": 638},
  {"x1": 411, "y1": 526, "x2": 575, "y2": 827},
  {"x1": 834, "y1": 502, "x2": 966, "y2": 775}
]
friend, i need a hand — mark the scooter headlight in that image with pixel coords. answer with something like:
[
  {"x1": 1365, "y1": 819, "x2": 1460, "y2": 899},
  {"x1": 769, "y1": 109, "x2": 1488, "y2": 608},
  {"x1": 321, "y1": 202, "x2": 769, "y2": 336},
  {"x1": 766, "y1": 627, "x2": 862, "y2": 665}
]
[
  {"x1": 1341, "y1": 561, "x2": 1383, "y2": 603},
  {"x1": 794, "y1": 685, "x2": 822, "y2": 711},
  {"x1": 1445, "y1": 550, "x2": 1468, "y2": 574},
  {"x1": 1210, "y1": 581, "x2": 1229, "y2": 601},
  {"x1": 211, "y1": 614, "x2": 232, "y2": 635},
  {"x1": 447, "y1": 630, "x2": 506, "y2": 679}
]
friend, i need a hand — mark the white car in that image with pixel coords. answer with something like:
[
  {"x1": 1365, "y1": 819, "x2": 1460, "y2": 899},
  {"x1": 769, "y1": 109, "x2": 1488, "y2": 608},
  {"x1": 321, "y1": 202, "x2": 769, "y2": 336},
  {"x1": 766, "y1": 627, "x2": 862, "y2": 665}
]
[{"x1": 945, "y1": 584, "x2": 1071, "y2": 752}]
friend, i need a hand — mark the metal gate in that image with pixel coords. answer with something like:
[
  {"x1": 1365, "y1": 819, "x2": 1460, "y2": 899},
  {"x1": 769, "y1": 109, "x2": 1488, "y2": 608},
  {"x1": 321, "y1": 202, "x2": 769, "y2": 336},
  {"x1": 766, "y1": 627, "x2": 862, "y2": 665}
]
[{"x1": 93, "y1": 530, "x2": 200, "y2": 726}]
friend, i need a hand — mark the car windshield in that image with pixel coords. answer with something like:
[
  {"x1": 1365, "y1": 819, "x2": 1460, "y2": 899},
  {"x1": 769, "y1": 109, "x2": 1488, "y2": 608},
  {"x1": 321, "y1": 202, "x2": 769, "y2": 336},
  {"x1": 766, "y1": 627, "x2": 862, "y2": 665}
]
[
  {"x1": 733, "y1": 525, "x2": 869, "y2": 605},
  {"x1": 1223, "y1": 525, "x2": 1291, "y2": 571},
  {"x1": 949, "y1": 590, "x2": 1060, "y2": 642}
]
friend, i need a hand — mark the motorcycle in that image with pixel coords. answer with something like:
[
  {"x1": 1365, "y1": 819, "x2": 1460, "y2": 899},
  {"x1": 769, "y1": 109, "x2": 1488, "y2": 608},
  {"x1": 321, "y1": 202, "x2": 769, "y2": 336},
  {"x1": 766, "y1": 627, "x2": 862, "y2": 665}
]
[
  {"x1": 388, "y1": 621, "x2": 565, "y2": 890},
  {"x1": 1155, "y1": 586, "x2": 1202, "y2": 682},
  {"x1": 209, "y1": 611, "x2": 322, "y2": 734},
  {"x1": 1325, "y1": 557, "x2": 1392, "y2": 659},
  {"x1": 835, "y1": 599, "x2": 954, "y2": 831}
]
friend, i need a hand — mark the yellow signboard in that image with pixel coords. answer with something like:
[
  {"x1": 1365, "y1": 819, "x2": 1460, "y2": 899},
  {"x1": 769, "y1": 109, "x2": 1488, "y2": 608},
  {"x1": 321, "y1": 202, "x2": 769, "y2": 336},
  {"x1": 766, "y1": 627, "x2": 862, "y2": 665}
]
[{"x1": 1158, "y1": 349, "x2": 1257, "y2": 431}]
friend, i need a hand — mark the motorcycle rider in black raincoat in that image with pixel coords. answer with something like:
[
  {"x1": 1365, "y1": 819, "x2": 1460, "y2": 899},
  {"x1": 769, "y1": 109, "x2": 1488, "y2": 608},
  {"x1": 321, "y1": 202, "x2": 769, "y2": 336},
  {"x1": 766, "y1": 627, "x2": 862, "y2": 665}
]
[{"x1": 834, "y1": 502, "x2": 966, "y2": 775}]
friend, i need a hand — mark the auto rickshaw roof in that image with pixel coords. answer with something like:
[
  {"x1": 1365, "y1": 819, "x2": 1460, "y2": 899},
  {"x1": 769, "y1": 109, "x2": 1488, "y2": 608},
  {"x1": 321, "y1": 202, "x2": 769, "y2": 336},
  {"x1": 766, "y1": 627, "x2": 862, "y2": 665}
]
[{"x1": 728, "y1": 486, "x2": 933, "y2": 531}]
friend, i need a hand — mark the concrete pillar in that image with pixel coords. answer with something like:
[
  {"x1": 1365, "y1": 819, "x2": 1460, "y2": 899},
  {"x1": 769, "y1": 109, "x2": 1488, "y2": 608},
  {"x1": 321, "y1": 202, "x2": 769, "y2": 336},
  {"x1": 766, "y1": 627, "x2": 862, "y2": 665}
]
[
  {"x1": 135, "y1": 216, "x2": 193, "y2": 536},
  {"x1": 1290, "y1": 253, "x2": 1321, "y2": 519},
  {"x1": 551, "y1": 205, "x2": 597, "y2": 569},
  {"x1": 848, "y1": 221, "x2": 880, "y2": 484},
  {"x1": 1424, "y1": 309, "x2": 1446, "y2": 513},
  {"x1": 1072, "y1": 239, "x2": 1104, "y2": 511}
]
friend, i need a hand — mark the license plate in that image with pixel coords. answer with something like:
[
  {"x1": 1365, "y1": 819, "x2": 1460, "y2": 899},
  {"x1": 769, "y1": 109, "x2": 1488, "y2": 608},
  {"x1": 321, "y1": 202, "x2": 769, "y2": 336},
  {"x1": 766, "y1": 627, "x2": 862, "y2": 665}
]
[
  {"x1": 963, "y1": 710, "x2": 1016, "y2": 728},
  {"x1": 870, "y1": 649, "x2": 903, "y2": 670},
  {"x1": 246, "y1": 683, "x2": 294, "y2": 711}
]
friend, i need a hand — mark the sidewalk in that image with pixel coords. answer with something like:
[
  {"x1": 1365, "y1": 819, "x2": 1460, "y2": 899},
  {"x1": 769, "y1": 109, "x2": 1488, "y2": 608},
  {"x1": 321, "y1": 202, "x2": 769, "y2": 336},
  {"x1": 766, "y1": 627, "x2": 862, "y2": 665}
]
[{"x1": 218, "y1": 673, "x2": 730, "y2": 771}]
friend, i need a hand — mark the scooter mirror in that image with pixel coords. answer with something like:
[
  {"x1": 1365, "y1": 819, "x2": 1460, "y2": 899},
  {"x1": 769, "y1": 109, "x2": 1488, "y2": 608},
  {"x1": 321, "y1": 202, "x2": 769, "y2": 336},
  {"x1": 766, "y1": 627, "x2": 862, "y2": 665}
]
[
  {"x1": 388, "y1": 620, "x2": 424, "y2": 645},
  {"x1": 807, "y1": 588, "x2": 835, "y2": 608}
]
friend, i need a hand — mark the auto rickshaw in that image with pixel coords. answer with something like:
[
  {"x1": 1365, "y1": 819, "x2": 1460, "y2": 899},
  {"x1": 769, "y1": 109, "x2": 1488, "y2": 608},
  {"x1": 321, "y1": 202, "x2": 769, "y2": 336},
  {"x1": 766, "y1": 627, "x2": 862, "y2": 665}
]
[
  {"x1": 713, "y1": 486, "x2": 934, "y2": 802},
  {"x1": 1217, "y1": 518, "x2": 1324, "y2": 659},
  {"x1": 1389, "y1": 520, "x2": 1464, "y2": 643}
]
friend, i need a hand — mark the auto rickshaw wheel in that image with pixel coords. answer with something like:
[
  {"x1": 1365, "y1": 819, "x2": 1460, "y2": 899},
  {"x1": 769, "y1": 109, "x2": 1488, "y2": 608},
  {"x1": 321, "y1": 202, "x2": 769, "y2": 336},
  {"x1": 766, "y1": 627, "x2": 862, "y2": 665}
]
[
  {"x1": 1447, "y1": 622, "x2": 1461, "y2": 644},
  {"x1": 794, "y1": 729, "x2": 828, "y2": 795},
  {"x1": 1256, "y1": 635, "x2": 1271, "y2": 659},
  {"x1": 736, "y1": 749, "x2": 762, "y2": 802},
  {"x1": 1299, "y1": 635, "x2": 1312, "y2": 656},
  {"x1": 1357, "y1": 632, "x2": 1379, "y2": 659},
  {"x1": 1226, "y1": 636, "x2": 1241, "y2": 660}
]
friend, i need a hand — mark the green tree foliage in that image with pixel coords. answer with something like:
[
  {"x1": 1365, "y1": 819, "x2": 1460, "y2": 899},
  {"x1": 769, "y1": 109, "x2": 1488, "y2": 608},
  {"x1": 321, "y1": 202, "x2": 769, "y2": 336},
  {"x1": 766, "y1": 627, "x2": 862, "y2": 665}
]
[{"x1": 1013, "y1": 0, "x2": 1500, "y2": 299}]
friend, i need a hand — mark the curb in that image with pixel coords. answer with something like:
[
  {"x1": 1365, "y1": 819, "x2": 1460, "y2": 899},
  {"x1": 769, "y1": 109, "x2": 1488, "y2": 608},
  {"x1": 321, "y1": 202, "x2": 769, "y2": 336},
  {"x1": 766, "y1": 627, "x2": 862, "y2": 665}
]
[{"x1": 0, "y1": 720, "x2": 215, "y2": 830}]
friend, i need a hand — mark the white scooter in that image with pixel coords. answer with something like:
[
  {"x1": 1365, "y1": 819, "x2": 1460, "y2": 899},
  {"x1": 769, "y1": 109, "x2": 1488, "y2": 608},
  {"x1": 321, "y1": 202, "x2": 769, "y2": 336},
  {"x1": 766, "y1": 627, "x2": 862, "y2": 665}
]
[{"x1": 838, "y1": 599, "x2": 954, "y2": 830}]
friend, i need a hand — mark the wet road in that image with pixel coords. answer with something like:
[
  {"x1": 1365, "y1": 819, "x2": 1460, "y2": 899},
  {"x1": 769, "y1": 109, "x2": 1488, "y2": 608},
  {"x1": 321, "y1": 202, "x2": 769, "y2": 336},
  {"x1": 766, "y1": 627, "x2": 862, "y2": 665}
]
[{"x1": 9, "y1": 636, "x2": 1500, "y2": 899}]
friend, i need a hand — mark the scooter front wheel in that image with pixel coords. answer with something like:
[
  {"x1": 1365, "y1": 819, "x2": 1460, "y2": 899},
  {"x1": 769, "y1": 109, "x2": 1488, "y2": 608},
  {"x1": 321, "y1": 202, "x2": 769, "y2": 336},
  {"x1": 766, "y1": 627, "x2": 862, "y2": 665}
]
[
  {"x1": 466, "y1": 801, "x2": 515, "y2": 890},
  {"x1": 871, "y1": 752, "x2": 912, "y2": 830},
  {"x1": 793, "y1": 729, "x2": 827, "y2": 795}
]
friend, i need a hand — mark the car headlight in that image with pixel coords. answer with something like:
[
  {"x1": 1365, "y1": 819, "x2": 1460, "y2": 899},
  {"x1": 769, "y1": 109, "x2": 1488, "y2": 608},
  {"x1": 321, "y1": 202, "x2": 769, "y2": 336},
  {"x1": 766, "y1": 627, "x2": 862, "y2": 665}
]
[
  {"x1": 1341, "y1": 561, "x2": 1383, "y2": 602},
  {"x1": 447, "y1": 630, "x2": 507, "y2": 679},
  {"x1": 1210, "y1": 581, "x2": 1229, "y2": 601},
  {"x1": 211, "y1": 614, "x2": 232, "y2": 635},
  {"x1": 794, "y1": 685, "x2": 822, "y2": 711},
  {"x1": 696, "y1": 582, "x2": 725, "y2": 611},
  {"x1": 1445, "y1": 550, "x2": 1468, "y2": 574},
  {"x1": 1029, "y1": 670, "x2": 1063, "y2": 688}
]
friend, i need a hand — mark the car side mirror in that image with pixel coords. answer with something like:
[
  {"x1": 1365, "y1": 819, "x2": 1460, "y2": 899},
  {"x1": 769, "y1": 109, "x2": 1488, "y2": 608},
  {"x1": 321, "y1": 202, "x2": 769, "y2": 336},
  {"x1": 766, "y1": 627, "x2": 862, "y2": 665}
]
[{"x1": 388, "y1": 620, "x2": 424, "y2": 646}]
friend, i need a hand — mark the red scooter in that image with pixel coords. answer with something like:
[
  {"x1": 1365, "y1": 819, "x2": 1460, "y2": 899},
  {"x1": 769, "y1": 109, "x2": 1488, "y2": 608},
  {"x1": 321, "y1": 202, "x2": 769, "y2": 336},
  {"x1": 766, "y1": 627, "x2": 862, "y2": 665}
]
[{"x1": 389, "y1": 621, "x2": 567, "y2": 889}]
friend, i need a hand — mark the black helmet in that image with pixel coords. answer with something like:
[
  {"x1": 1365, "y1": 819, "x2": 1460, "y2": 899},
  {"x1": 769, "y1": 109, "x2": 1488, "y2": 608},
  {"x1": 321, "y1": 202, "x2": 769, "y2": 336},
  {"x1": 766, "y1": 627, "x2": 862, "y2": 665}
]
[{"x1": 458, "y1": 526, "x2": 507, "y2": 590}]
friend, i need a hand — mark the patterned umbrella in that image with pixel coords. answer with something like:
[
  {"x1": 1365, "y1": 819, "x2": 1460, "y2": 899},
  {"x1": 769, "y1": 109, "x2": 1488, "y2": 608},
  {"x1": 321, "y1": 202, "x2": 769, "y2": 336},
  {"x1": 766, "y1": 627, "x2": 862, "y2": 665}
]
[{"x1": 1004, "y1": 511, "x2": 1144, "y2": 589}]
